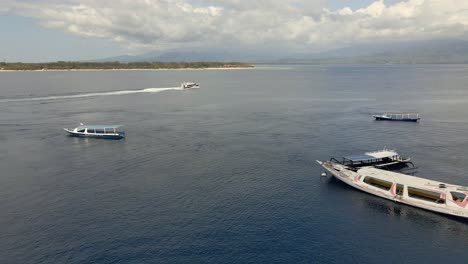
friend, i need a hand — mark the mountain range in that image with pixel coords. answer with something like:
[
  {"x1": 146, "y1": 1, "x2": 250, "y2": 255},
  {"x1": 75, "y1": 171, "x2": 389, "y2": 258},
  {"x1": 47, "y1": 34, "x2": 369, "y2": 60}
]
[{"x1": 96, "y1": 40, "x2": 468, "y2": 64}]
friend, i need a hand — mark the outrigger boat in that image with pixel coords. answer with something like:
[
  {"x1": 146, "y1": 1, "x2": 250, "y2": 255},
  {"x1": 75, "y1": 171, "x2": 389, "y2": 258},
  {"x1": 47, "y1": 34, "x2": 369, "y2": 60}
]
[
  {"x1": 333, "y1": 148, "x2": 413, "y2": 171},
  {"x1": 181, "y1": 82, "x2": 200, "y2": 89},
  {"x1": 63, "y1": 124, "x2": 125, "y2": 139},
  {"x1": 317, "y1": 160, "x2": 468, "y2": 219},
  {"x1": 373, "y1": 112, "x2": 420, "y2": 122}
]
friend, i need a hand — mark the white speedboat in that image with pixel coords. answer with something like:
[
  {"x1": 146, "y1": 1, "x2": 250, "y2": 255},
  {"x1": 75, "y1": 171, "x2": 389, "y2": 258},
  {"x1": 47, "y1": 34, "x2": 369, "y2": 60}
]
[
  {"x1": 181, "y1": 82, "x2": 200, "y2": 89},
  {"x1": 317, "y1": 160, "x2": 468, "y2": 219},
  {"x1": 63, "y1": 124, "x2": 125, "y2": 139}
]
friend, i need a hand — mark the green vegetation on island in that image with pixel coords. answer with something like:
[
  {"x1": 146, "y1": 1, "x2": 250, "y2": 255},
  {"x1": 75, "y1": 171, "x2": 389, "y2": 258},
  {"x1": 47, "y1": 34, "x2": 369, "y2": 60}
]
[{"x1": 0, "y1": 61, "x2": 253, "y2": 71}]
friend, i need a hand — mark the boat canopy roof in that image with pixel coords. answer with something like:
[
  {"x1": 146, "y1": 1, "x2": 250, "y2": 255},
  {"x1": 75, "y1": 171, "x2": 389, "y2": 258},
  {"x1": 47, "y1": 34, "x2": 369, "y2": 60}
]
[
  {"x1": 383, "y1": 112, "x2": 419, "y2": 115},
  {"x1": 365, "y1": 150, "x2": 399, "y2": 159},
  {"x1": 343, "y1": 154, "x2": 376, "y2": 162},
  {"x1": 344, "y1": 150, "x2": 399, "y2": 162},
  {"x1": 359, "y1": 167, "x2": 468, "y2": 192},
  {"x1": 76, "y1": 125, "x2": 122, "y2": 130}
]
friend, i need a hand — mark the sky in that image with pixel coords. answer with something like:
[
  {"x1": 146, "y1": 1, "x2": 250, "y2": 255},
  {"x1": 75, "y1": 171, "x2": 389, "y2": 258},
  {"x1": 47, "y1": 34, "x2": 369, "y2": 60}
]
[{"x1": 1, "y1": 0, "x2": 468, "y2": 62}]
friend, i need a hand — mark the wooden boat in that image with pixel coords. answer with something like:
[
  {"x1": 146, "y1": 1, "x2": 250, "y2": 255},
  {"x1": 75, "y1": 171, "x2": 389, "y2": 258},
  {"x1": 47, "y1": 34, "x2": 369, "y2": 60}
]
[
  {"x1": 373, "y1": 112, "x2": 420, "y2": 122},
  {"x1": 332, "y1": 148, "x2": 413, "y2": 171},
  {"x1": 317, "y1": 160, "x2": 468, "y2": 219},
  {"x1": 63, "y1": 124, "x2": 125, "y2": 139}
]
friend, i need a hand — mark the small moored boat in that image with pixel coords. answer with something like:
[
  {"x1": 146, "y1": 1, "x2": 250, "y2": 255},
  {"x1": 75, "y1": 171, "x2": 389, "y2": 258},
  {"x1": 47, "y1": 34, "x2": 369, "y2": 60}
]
[
  {"x1": 332, "y1": 148, "x2": 413, "y2": 171},
  {"x1": 373, "y1": 112, "x2": 420, "y2": 122},
  {"x1": 63, "y1": 124, "x2": 125, "y2": 139},
  {"x1": 181, "y1": 82, "x2": 200, "y2": 89},
  {"x1": 317, "y1": 159, "x2": 468, "y2": 219}
]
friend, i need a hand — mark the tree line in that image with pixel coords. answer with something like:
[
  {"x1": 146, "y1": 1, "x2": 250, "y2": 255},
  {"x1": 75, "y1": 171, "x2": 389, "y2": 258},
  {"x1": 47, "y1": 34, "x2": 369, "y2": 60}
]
[{"x1": 0, "y1": 61, "x2": 253, "y2": 70}]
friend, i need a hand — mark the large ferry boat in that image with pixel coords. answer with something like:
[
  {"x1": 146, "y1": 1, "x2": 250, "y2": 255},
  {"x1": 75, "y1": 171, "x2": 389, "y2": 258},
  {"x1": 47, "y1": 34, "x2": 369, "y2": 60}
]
[
  {"x1": 63, "y1": 124, "x2": 125, "y2": 139},
  {"x1": 317, "y1": 159, "x2": 468, "y2": 219}
]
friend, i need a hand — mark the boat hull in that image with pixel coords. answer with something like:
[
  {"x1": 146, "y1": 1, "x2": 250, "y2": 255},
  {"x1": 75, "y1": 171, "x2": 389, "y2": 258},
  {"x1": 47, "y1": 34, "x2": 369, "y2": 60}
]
[
  {"x1": 64, "y1": 129, "x2": 124, "y2": 140},
  {"x1": 182, "y1": 86, "x2": 200, "y2": 89},
  {"x1": 373, "y1": 116, "x2": 419, "y2": 122},
  {"x1": 317, "y1": 161, "x2": 468, "y2": 219}
]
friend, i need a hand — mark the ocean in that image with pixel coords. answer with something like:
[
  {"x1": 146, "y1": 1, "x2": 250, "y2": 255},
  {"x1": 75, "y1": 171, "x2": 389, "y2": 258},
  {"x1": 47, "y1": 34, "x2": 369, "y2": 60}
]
[{"x1": 1, "y1": 65, "x2": 468, "y2": 263}]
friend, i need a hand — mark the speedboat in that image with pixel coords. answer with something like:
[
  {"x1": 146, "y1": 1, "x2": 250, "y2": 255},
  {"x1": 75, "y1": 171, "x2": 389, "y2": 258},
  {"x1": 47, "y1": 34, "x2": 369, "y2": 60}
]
[
  {"x1": 181, "y1": 82, "x2": 200, "y2": 89},
  {"x1": 317, "y1": 159, "x2": 468, "y2": 219},
  {"x1": 63, "y1": 124, "x2": 125, "y2": 139},
  {"x1": 373, "y1": 112, "x2": 420, "y2": 122}
]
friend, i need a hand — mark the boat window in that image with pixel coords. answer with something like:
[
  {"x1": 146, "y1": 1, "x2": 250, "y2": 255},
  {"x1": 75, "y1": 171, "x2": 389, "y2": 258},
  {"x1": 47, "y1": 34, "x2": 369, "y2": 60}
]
[
  {"x1": 396, "y1": 184, "x2": 404, "y2": 195},
  {"x1": 408, "y1": 187, "x2": 445, "y2": 204},
  {"x1": 87, "y1": 128, "x2": 95, "y2": 133},
  {"x1": 95, "y1": 129, "x2": 104, "y2": 134},
  {"x1": 450, "y1": 192, "x2": 466, "y2": 202},
  {"x1": 105, "y1": 128, "x2": 115, "y2": 134},
  {"x1": 77, "y1": 129, "x2": 85, "y2": 133},
  {"x1": 363, "y1": 176, "x2": 392, "y2": 191}
]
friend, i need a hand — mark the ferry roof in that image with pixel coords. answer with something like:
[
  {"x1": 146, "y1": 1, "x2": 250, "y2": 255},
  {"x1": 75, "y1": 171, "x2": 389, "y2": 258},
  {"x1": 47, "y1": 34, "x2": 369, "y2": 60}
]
[
  {"x1": 365, "y1": 150, "x2": 399, "y2": 159},
  {"x1": 76, "y1": 125, "x2": 122, "y2": 129},
  {"x1": 359, "y1": 167, "x2": 468, "y2": 192},
  {"x1": 344, "y1": 150, "x2": 399, "y2": 162},
  {"x1": 344, "y1": 154, "x2": 376, "y2": 162},
  {"x1": 383, "y1": 112, "x2": 420, "y2": 114}
]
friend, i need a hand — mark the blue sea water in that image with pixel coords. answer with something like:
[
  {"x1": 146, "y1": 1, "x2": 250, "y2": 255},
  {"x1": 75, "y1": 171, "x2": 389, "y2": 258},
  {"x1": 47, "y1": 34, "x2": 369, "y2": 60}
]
[{"x1": 1, "y1": 65, "x2": 468, "y2": 263}]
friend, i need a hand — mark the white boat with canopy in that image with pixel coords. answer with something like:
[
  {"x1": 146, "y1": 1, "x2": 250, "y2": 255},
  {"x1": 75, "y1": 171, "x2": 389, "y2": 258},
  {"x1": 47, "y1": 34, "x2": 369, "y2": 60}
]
[
  {"x1": 317, "y1": 159, "x2": 468, "y2": 219},
  {"x1": 63, "y1": 124, "x2": 125, "y2": 139}
]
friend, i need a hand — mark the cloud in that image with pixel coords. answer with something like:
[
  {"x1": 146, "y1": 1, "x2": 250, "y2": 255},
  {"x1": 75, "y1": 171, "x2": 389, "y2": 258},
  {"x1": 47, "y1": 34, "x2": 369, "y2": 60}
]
[{"x1": 4, "y1": 0, "x2": 468, "y2": 50}]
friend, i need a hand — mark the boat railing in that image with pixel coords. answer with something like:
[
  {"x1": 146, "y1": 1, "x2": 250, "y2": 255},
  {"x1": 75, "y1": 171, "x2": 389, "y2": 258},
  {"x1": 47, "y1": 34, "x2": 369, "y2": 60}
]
[
  {"x1": 329, "y1": 157, "x2": 342, "y2": 164},
  {"x1": 383, "y1": 112, "x2": 420, "y2": 119}
]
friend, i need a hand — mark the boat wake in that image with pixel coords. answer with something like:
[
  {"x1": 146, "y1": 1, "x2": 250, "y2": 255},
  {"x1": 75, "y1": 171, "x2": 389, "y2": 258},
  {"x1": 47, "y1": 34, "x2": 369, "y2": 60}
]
[{"x1": 0, "y1": 87, "x2": 182, "y2": 103}]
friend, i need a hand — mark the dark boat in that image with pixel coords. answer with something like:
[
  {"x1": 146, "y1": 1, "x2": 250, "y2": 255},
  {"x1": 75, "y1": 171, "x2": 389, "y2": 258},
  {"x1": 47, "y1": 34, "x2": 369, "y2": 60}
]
[
  {"x1": 373, "y1": 112, "x2": 420, "y2": 122},
  {"x1": 329, "y1": 148, "x2": 414, "y2": 171}
]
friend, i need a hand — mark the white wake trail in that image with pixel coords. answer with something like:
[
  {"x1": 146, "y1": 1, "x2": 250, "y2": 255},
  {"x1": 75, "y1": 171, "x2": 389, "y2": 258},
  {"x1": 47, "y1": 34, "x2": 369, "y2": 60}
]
[{"x1": 0, "y1": 87, "x2": 182, "y2": 103}]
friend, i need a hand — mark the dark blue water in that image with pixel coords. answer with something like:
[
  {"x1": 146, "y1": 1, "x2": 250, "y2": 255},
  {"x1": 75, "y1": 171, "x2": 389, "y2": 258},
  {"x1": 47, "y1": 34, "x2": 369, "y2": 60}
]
[{"x1": 1, "y1": 65, "x2": 468, "y2": 263}]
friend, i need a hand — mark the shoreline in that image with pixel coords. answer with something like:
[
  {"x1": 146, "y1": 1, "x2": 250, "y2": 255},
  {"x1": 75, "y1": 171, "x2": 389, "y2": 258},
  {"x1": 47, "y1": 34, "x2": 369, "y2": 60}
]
[{"x1": 0, "y1": 66, "x2": 255, "y2": 72}]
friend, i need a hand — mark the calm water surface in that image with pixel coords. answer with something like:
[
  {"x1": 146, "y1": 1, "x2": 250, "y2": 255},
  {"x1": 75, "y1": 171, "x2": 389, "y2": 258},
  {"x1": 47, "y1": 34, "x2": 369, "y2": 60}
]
[{"x1": 1, "y1": 65, "x2": 468, "y2": 263}]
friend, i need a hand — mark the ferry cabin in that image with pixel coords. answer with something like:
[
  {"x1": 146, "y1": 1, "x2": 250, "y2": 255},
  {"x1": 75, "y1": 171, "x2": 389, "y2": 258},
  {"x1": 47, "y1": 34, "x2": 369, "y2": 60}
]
[{"x1": 355, "y1": 167, "x2": 468, "y2": 218}]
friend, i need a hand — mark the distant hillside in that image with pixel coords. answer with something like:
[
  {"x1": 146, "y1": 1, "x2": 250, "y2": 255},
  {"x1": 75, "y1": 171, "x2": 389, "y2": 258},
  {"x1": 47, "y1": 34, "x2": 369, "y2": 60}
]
[
  {"x1": 95, "y1": 48, "x2": 284, "y2": 63},
  {"x1": 277, "y1": 40, "x2": 468, "y2": 64},
  {"x1": 0, "y1": 61, "x2": 253, "y2": 71},
  {"x1": 95, "y1": 40, "x2": 468, "y2": 64}
]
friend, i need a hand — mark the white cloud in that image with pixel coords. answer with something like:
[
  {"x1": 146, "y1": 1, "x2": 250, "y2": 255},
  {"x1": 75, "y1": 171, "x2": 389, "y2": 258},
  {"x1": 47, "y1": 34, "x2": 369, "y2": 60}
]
[{"x1": 4, "y1": 0, "x2": 468, "y2": 51}]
